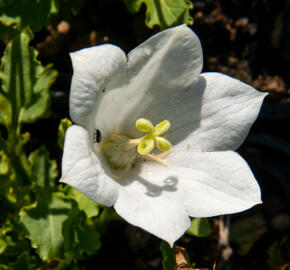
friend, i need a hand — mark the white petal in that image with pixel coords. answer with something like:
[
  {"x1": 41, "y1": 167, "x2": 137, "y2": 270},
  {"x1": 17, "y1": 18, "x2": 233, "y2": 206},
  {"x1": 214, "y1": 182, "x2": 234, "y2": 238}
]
[
  {"x1": 127, "y1": 25, "x2": 203, "y2": 89},
  {"x1": 166, "y1": 150, "x2": 262, "y2": 217},
  {"x1": 189, "y1": 72, "x2": 267, "y2": 151},
  {"x1": 60, "y1": 125, "x2": 119, "y2": 207},
  {"x1": 69, "y1": 45, "x2": 127, "y2": 127},
  {"x1": 93, "y1": 25, "x2": 203, "y2": 136},
  {"x1": 114, "y1": 167, "x2": 191, "y2": 246},
  {"x1": 138, "y1": 72, "x2": 266, "y2": 152},
  {"x1": 114, "y1": 149, "x2": 261, "y2": 243}
]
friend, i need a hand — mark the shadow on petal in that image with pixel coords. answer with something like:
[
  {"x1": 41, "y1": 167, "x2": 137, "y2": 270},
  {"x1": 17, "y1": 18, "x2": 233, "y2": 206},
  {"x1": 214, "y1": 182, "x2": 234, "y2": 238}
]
[
  {"x1": 119, "y1": 169, "x2": 179, "y2": 198},
  {"x1": 119, "y1": 76, "x2": 207, "y2": 147}
]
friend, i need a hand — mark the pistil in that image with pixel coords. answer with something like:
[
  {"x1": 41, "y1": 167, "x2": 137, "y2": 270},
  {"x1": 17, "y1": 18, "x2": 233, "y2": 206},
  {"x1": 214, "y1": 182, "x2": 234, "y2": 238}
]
[{"x1": 102, "y1": 118, "x2": 173, "y2": 179}]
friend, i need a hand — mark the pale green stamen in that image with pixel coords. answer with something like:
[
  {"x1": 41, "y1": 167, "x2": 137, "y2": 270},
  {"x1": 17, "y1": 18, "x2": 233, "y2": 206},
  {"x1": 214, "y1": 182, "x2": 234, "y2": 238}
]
[
  {"x1": 154, "y1": 120, "x2": 171, "y2": 136},
  {"x1": 136, "y1": 118, "x2": 154, "y2": 132},
  {"x1": 133, "y1": 118, "x2": 172, "y2": 155},
  {"x1": 137, "y1": 136, "x2": 155, "y2": 155},
  {"x1": 102, "y1": 118, "x2": 172, "y2": 176},
  {"x1": 155, "y1": 136, "x2": 172, "y2": 152}
]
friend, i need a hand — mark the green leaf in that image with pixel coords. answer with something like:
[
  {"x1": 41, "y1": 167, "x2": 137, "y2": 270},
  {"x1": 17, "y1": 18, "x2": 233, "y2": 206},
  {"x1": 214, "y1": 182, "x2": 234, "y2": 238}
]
[
  {"x1": 62, "y1": 201, "x2": 101, "y2": 257},
  {"x1": 12, "y1": 252, "x2": 36, "y2": 270},
  {"x1": 0, "y1": 230, "x2": 15, "y2": 255},
  {"x1": 0, "y1": 170, "x2": 17, "y2": 210},
  {"x1": 57, "y1": 118, "x2": 72, "y2": 149},
  {"x1": 123, "y1": 0, "x2": 143, "y2": 13},
  {"x1": 0, "y1": 15, "x2": 20, "y2": 40},
  {"x1": 0, "y1": 151, "x2": 18, "y2": 210},
  {"x1": 187, "y1": 218, "x2": 211, "y2": 237},
  {"x1": 0, "y1": 92, "x2": 11, "y2": 128},
  {"x1": 28, "y1": 146, "x2": 58, "y2": 189},
  {"x1": 67, "y1": 187, "x2": 99, "y2": 219},
  {"x1": 8, "y1": 132, "x2": 31, "y2": 186},
  {"x1": 0, "y1": 28, "x2": 34, "y2": 111},
  {"x1": 95, "y1": 207, "x2": 121, "y2": 234},
  {"x1": 62, "y1": 203, "x2": 82, "y2": 254},
  {"x1": 77, "y1": 226, "x2": 101, "y2": 255},
  {"x1": 21, "y1": 64, "x2": 57, "y2": 123},
  {"x1": 0, "y1": 221, "x2": 31, "y2": 267},
  {"x1": 0, "y1": 0, "x2": 84, "y2": 38},
  {"x1": 160, "y1": 241, "x2": 175, "y2": 270},
  {"x1": 0, "y1": 29, "x2": 57, "y2": 129},
  {"x1": 123, "y1": 0, "x2": 193, "y2": 29},
  {"x1": 0, "y1": 1, "x2": 54, "y2": 33},
  {"x1": 0, "y1": 151, "x2": 9, "y2": 175},
  {"x1": 19, "y1": 192, "x2": 71, "y2": 261}
]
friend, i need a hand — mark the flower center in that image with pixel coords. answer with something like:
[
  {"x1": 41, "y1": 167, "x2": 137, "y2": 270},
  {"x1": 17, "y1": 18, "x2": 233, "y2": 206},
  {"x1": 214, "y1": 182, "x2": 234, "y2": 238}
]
[
  {"x1": 102, "y1": 118, "x2": 172, "y2": 179},
  {"x1": 102, "y1": 134, "x2": 138, "y2": 170}
]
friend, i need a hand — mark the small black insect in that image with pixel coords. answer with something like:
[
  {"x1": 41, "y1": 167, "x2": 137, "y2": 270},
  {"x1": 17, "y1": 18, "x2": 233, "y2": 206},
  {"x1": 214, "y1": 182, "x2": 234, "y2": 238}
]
[{"x1": 94, "y1": 129, "x2": 102, "y2": 143}]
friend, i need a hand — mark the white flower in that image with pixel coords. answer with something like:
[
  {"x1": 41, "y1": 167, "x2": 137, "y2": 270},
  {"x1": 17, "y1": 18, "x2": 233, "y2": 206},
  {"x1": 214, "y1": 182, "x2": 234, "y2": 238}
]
[{"x1": 61, "y1": 25, "x2": 267, "y2": 246}]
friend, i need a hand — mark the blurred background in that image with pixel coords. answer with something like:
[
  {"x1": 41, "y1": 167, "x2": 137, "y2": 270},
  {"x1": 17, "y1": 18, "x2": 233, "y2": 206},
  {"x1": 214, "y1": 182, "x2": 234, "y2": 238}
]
[{"x1": 0, "y1": 0, "x2": 289, "y2": 269}]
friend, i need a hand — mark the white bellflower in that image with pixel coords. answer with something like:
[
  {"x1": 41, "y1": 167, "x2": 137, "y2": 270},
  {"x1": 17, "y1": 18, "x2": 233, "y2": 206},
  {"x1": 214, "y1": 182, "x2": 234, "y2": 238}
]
[{"x1": 61, "y1": 25, "x2": 267, "y2": 246}]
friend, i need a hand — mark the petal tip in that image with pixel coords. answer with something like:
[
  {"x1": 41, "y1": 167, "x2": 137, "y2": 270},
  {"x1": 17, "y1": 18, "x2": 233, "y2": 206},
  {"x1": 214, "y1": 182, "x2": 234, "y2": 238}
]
[
  {"x1": 167, "y1": 241, "x2": 174, "y2": 248},
  {"x1": 59, "y1": 176, "x2": 67, "y2": 184},
  {"x1": 262, "y1": 91, "x2": 269, "y2": 98}
]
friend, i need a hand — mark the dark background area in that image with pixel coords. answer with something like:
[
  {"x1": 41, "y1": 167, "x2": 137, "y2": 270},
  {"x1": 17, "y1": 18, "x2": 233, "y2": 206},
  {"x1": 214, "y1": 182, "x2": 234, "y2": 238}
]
[{"x1": 23, "y1": 0, "x2": 290, "y2": 269}]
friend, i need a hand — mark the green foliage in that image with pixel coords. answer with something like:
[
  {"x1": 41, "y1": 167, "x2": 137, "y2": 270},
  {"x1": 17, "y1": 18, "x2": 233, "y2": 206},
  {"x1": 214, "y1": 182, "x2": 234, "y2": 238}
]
[
  {"x1": 0, "y1": 31, "x2": 58, "y2": 232},
  {"x1": 160, "y1": 241, "x2": 175, "y2": 270},
  {"x1": 28, "y1": 146, "x2": 58, "y2": 189},
  {"x1": 0, "y1": 19, "x2": 107, "y2": 267},
  {"x1": 95, "y1": 207, "x2": 121, "y2": 234},
  {"x1": 62, "y1": 201, "x2": 101, "y2": 258},
  {"x1": 0, "y1": 0, "x2": 84, "y2": 39},
  {"x1": 187, "y1": 218, "x2": 211, "y2": 237},
  {"x1": 123, "y1": 0, "x2": 193, "y2": 29},
  {"x1": 11, "y1": 252, "x2": 37, "y2": 270},
  {"x1": 0, "y1": 92, "x2": 12, "y2": 128},
  {"x1": 0, "y1": 223, "x2": 15, "y2": 256},
  {"x1": 67, "y1": 187, "x2": 99, "y2": 219},
  {"x1": 57, "y1": 118, "x2": 72, "y2": 149},
  {"x1": 0, "y1": 20, "x2": 110, "y2": 267},
  {"x1": 0, "y1": 29, "x2": 57, "y2": 130},
  {"x1": 20, "y1": 193, "x2": 71, "y2": 261},
  {"x1": 0, "y1": 15, "x2": 19, "y2": 41},
  {"x1": 0, "y1": 151, "x2": 9, "y2": 175}
]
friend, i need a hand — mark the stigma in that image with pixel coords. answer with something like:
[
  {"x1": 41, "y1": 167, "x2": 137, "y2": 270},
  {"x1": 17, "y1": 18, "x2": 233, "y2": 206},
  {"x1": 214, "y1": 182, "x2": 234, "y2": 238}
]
[
  {"x1": 130, "y1": 118, "x2": 172, "y2": 155},
  {"x1": 102, "y1": 118, "x2": 172, "y2": 179}
]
